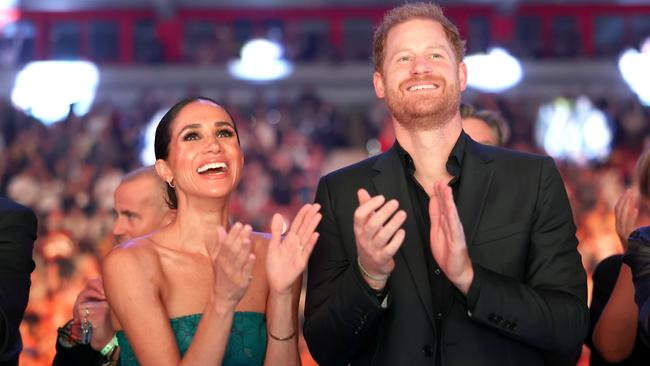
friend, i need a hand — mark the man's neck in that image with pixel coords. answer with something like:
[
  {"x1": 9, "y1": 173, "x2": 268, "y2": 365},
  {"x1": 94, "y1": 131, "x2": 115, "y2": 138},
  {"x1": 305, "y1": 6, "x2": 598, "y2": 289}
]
[{"x1": 394, "y1": 117, "x2": 462, "y2": 195}]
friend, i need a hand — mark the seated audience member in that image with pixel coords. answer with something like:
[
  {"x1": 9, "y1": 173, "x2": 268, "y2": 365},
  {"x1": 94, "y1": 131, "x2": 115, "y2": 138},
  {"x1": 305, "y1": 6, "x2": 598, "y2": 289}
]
[
  {"x1": 53, "y1": 166, "x2": 175, "y2": 366},
  {"x1": 460, "y1": 103, "x2": 510, "y2": 147},
  {"x1": 590, "y1": 150, "x2": 650, "y2": 364},
  {"x1": 0, "y1": 198, "x2": 37, "y2": 366}
]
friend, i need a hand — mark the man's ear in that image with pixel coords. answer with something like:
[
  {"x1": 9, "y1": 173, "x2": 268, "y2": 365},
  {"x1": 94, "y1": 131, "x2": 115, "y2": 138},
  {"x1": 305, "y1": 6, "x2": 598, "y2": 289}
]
[
  {"x1": 154, "y1": 159, "x2": 172, "y2": 184},
  {"x1": 458, "y1": 61, "x2": 468, "y2": 92},
  {"x1": 373, "y1": 71, "x2": 386, "y2": 99}
]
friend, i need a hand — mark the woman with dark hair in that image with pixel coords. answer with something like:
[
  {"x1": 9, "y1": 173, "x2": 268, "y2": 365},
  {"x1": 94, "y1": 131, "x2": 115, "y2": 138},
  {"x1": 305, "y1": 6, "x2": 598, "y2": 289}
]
[{"x1": 102, "y1": 97, "x2": 321, "y2": 365}]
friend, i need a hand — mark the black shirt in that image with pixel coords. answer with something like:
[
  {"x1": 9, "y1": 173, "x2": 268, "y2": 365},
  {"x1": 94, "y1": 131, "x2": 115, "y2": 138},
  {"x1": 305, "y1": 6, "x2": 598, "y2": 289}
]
[{"x1": 394, "y1": 131, "x2": 467, "y2": 365}]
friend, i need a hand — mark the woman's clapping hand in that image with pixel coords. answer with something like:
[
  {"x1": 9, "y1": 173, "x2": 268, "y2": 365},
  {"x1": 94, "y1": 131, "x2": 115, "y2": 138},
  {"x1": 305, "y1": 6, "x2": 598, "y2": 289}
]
[{"x1": 267, "y1": 204, "x2": 322, "y2": 294}]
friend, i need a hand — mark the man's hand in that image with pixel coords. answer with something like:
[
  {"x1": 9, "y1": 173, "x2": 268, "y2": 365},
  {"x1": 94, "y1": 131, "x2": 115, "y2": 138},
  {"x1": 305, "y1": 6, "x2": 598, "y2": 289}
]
[
  {"x1": 73, "y1": 278, "x2": 115, "y2": 350},
  {"x1": 429, "y1": 181, "x2": 474, "y2": 295},
  {"x1": 354, "y1": 189, "x2": 407, "y2": 289}
]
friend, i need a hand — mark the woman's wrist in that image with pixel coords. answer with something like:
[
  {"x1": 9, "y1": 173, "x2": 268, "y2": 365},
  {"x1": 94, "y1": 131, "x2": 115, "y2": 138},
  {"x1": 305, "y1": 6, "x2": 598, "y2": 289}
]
[
  {"x1": 208, "y1": 294, "x2": 238, "y2": 316},
  {"x1": 268, "y1": 287, "x2": 294, "y2": 300}
]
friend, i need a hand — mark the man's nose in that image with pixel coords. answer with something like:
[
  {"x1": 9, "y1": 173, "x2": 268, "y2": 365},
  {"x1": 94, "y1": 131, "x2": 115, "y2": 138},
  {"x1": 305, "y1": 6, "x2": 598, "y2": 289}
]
[
  {"x1": 112, "y1": 217, "x2": 127, "y2": 237},
  {"x1": 411, "y1": 55, "x2": 433, "y2": 75}
]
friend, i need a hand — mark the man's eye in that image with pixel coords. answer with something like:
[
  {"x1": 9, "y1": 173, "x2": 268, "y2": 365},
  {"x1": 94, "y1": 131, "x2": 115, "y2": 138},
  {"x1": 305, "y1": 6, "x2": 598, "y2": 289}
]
[
  {"x1": 397, "y1": 55, "x2": 410, "y2": 62},
  {"x1": 183, "y1": 132, "x2": 200, "y2": 141}
]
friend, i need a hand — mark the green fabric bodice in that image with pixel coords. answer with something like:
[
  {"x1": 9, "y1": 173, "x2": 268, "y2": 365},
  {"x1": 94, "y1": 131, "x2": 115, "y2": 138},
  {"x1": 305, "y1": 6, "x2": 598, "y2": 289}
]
[{"x1": 116, "y1": 311, "x2": 266, "y2": 366}]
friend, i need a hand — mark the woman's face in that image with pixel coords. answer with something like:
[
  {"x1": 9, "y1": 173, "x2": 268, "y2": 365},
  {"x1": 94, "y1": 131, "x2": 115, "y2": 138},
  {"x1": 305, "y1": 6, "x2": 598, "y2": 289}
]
[{"x1": 159, "y1": 100, "x2": 243, "y2": 201}]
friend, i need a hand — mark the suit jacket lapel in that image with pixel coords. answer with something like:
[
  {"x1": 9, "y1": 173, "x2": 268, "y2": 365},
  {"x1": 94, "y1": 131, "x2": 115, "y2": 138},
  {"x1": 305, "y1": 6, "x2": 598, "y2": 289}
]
[
  {"x1": 456, "y1": 138, "x2": 494, "y2": 247},
  {"x1": 444, "y1": 137, "x2": 494, "y2": 314},
  {"x1": 371, "y1": 146, "x2": 435, "y2": 326}
]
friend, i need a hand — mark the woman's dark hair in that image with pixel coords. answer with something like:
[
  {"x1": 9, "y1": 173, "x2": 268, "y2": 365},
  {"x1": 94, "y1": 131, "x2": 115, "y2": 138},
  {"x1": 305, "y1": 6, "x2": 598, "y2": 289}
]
[{"x1": 154, "y1": 96, "x2": 239, "y2": 209}]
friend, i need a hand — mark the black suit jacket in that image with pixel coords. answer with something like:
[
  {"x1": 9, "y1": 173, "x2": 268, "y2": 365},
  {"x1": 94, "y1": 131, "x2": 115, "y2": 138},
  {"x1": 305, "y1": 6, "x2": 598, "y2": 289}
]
[
  {"x1": 0, "y1": 198, "x2": 36, "y2": 365},
  {"x1": 304, "y1": 138, "x2": 588, "y2": 366}
]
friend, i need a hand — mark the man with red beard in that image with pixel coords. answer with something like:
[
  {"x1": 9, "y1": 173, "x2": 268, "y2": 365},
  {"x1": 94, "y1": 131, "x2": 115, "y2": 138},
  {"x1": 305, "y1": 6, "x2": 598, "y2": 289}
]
[{"x1": 303, "y1": 3, "x2": 588, "y2": 366}]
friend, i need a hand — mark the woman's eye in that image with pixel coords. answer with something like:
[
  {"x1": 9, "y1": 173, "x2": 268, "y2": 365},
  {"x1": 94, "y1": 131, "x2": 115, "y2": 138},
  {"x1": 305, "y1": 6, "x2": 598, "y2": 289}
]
[
  {"x1": 217, "y1": 129, "x2": 234, "y2": 138},
  {"x1": 183, "y1": 132, "x2": 200, "y2": 141}
]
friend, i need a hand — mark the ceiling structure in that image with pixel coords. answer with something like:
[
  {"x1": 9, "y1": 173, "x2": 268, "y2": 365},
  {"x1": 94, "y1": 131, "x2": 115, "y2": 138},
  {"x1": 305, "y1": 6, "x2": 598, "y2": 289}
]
[{"x1": 16, "y1": 0, "x2": 650, "y2": 11}]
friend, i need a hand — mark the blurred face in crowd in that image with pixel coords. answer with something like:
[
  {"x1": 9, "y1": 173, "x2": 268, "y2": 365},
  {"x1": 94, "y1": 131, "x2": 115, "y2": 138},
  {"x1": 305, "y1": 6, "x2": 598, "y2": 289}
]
[
  {"x1": 462, "y1": 117, "x2": 499, "y2": 146},
  {"x1": 373, "y1": 19, "x2": 467, "y2": 131},
  {"x1": 112, "y1": 175, "x2": 171, "y2": 243},
  {"x1": 156, "y1": 100, "x2": 244, "y2": 203}
]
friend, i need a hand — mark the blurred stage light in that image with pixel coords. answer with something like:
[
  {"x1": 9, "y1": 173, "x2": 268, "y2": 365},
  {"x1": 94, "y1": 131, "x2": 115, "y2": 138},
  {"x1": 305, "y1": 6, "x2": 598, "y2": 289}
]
[
  {"x1": 535, "y1": 96, "x2": 612, "y2": 165},
  {"x1": 0, "y1": 1, "x2": 18, "y2": 27},
  {"x1": 618, "y1": 38, "x2": 650, "y2": 106},
  {"x1": 465, "y1": 47, "x2": 523, "y2": 92},
  {"x1": 228, "y1": 38, "x2": 293, "y2": 82},
  {"x1": 11, "y1": 61, "x2": 99, "y2": 125},
  {"x1": 140, "y1": 108, "x2": 168, "y2": 166},
  {"x1": 0, "y1": 0, "x2": 17, "y2": 10}
]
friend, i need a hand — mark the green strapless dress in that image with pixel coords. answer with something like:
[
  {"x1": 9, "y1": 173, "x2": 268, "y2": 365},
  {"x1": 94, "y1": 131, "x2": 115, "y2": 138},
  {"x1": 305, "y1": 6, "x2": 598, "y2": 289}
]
[{"x1": 115, "y1": 311, "x2": 267, "y2": 366}]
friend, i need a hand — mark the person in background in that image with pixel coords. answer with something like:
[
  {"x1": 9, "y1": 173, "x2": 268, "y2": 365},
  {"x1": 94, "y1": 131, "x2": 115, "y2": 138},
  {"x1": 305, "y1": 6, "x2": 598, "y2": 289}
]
[
  {"x1": 0, "y1": 198, "x2": 36, "y2": 366},
  {"x1": 589, "y1": 150, "x2": 650, "y2": 364},
  {"x1": 53, "y1": 166, "x2": 175, "y2": 366},
  {"x1": 459, "y1": 103, "x2": 510, "y2": 147}
]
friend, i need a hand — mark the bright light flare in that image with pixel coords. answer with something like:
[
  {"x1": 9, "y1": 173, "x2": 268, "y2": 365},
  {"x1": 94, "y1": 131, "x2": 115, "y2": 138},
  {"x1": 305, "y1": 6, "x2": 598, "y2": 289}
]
[
  {"x1": 140, "y1": 108, "x2": 169, "y2": 166},
  {"x1": 228, "y1": 38, "x2": 293, "y2": 82},
  {"x1": 465, "y1": 47, "x2": 523, "y2": 93},
  {"x1": 535, "y1": 96, "x2": 612, "y2": 165},
  {"x1": 618, "y1": 38, "x2": 650, "y2": 106},
  {"x1": 11, "y1": 61, "x2": 100, "y2": 125}
]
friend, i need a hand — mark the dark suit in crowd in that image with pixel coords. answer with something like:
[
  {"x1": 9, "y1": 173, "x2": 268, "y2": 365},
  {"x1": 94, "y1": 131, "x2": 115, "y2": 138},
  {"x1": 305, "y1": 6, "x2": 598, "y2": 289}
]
[{"x1": 0, "y1": 198, "x2": 36, "y2": 366}]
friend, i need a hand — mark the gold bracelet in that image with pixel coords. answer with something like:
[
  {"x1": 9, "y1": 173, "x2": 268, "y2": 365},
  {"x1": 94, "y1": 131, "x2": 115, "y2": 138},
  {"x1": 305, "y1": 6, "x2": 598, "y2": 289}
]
[
  {"x1": 357, "y1": 257, "x2": 389, "y2": 282},
  {"x1": 268, "y1": 328, "x2": 296, "y2": 341}
]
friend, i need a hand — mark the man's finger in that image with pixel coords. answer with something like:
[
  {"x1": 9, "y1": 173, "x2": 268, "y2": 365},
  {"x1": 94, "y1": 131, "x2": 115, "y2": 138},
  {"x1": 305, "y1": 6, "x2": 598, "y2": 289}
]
[
  {"x1": 373, "y1": 209, "x2": 406, "y2": 246},
  {"x1": 353, "y1": 195, "x2": 386, "y2": 234},
  {"x1": 382, "y1": 228, "x2": 406, "y2": 258},
  {"x1": 357, "y1": 188, "x2": 372, "y2": 205},
  {"x1": 363, "y1": 199, "x2": 400, "y2": 242}
]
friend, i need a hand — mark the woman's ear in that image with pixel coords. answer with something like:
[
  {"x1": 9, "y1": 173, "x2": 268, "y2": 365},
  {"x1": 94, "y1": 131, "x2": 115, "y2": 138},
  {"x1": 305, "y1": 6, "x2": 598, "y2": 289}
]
[{"x1": 154, "y1": 159, "x2": 172, "y2": 184}]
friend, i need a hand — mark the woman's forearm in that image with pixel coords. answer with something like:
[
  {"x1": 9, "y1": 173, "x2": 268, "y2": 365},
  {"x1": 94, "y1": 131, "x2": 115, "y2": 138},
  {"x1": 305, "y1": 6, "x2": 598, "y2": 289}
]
[
  {"x1": 177, "y1": 298, "x2": 235, "y2": 366},
  {"x1": 592, "y1": 264, "x2": 638, "y2": 362},
  {"x1": 264, "y1": 289, "x2": 300, "y2": 366}
]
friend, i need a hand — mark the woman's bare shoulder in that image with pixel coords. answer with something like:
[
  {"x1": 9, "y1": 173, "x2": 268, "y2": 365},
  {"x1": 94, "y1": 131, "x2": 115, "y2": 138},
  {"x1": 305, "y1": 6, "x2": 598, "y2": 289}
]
[{"x1": 103, "y1": 236, "x2": 161, "y2": 276}]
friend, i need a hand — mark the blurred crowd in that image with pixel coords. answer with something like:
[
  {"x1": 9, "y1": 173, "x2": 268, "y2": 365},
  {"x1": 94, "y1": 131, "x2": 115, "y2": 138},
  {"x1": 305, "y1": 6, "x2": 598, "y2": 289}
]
[{"x1": 0, "y1": 88, "x2": 648, "y2": 365}]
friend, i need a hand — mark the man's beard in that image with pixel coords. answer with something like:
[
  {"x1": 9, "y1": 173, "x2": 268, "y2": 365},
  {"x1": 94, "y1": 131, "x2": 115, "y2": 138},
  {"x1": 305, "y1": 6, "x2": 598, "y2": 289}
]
[{"x1": 384, "y1": 76, "x2": 461, "y2": 131}]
